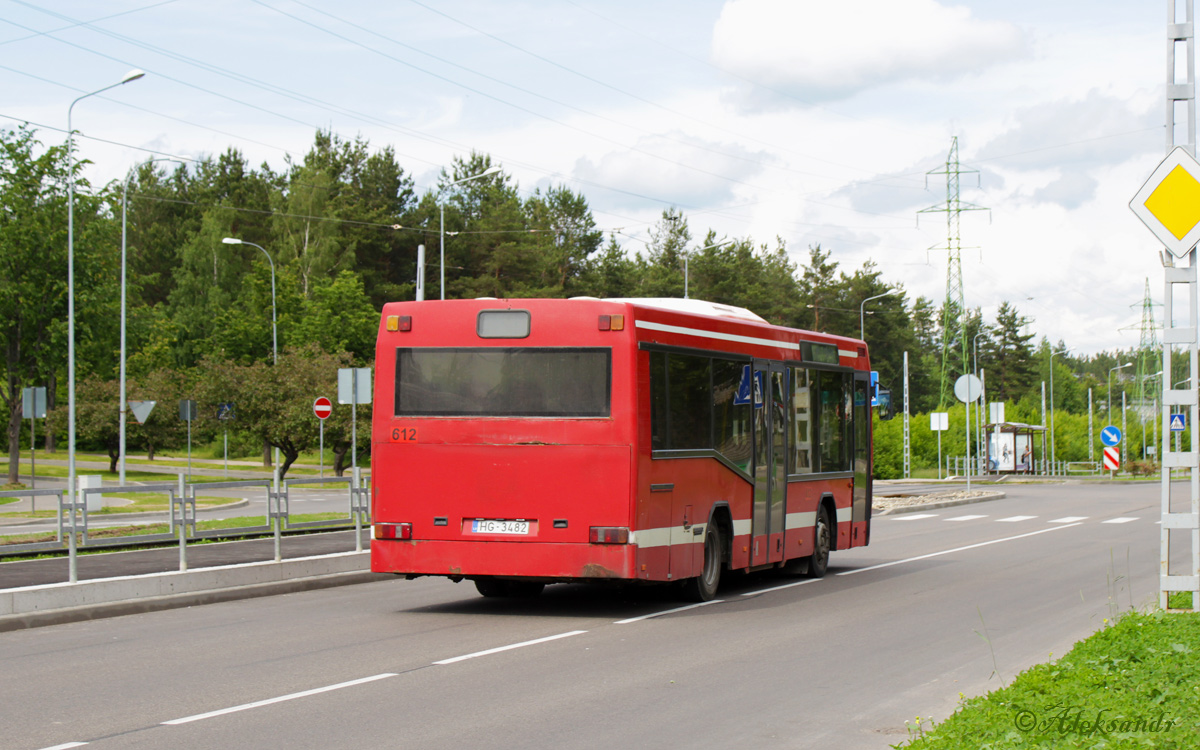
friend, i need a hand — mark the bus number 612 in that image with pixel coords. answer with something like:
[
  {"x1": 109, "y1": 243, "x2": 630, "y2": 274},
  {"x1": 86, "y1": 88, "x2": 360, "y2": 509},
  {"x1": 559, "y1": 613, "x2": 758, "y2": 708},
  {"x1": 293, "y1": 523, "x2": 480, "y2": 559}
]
[{"x1": 391, "y1": 427, "x2": 418, "y2": 443}]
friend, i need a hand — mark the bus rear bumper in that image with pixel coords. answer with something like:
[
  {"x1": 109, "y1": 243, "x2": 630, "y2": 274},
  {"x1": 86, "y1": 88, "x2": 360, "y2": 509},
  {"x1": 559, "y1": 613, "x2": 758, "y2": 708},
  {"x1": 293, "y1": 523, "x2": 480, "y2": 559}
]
[{"x1": 371, "y1": 539, "x2": 638, "y2": 581}]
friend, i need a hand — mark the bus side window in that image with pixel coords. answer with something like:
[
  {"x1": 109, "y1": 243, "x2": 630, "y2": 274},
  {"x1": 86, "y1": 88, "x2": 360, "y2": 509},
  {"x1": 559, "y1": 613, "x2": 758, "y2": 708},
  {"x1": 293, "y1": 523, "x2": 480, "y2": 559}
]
[{"x1": 650, "y1": 351, "x2": 667, "y2": 450}]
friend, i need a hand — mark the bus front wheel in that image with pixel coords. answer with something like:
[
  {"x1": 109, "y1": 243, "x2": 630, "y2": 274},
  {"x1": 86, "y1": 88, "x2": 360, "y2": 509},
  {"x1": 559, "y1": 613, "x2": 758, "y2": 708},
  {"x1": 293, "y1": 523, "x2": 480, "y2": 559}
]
[
  {"x1": 806, "y1": 507, "x2": 831, "y2": 578},
  {"x1": 683, "y1": 525, "x2": 722, "y2": 602}
]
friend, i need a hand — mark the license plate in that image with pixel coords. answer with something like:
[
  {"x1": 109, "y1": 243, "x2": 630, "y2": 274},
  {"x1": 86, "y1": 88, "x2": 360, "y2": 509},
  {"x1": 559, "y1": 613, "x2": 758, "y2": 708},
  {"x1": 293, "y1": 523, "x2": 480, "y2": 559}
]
[{"x1": 472, "y1": 519, "x2": 529, "y2": 535}]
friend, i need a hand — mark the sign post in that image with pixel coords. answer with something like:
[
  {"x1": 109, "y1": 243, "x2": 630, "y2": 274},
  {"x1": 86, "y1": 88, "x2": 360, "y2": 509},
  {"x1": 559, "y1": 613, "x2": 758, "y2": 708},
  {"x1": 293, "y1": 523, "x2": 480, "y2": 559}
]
[
  {"x1": 179, "y1": 400, "x2": 197, "y2": 479},
  {"x1": 338, "y1": 368, "x2": 372, "y2": 474},
  {"x1": 314, "y1": 396, "x2": 332, "y2": 478},
  {"x1": 21, "y1": 387, "x2": 46, "y2": 488},
  {"x1": 954, "y1": 374, "x2": 983, "y2": 492},
  {"x1": 217, "y1": 403, "x2": 235, "y2": 478},
  {"x1": 931, "y1": 412, "x2": 949, "y2": 480},
  {"x1": 1101, "y1": 424, "x2": 1123, "y2": 478}
]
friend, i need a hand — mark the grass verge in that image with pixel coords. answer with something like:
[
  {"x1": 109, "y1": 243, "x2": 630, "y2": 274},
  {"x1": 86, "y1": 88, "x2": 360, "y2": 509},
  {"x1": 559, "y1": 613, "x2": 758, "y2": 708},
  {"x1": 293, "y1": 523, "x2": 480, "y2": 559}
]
[{"x1": 895, "y1": 610, "x2": 1200, "y2": 748}]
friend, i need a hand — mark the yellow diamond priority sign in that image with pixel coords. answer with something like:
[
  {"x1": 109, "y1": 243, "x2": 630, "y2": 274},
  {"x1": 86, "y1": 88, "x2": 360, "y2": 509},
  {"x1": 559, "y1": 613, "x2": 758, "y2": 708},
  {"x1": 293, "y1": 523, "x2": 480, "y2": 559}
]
[{"x1": 1131, "y1": 147, "x2": 1200, "y2": 257}]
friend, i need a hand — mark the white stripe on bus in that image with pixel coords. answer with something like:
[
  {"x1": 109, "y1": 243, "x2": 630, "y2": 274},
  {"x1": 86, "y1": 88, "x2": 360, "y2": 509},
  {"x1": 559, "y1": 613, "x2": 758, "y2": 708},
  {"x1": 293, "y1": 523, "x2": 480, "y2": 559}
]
[{"x1": 635, "y1": 320, "x2": 801, "y2": 351}]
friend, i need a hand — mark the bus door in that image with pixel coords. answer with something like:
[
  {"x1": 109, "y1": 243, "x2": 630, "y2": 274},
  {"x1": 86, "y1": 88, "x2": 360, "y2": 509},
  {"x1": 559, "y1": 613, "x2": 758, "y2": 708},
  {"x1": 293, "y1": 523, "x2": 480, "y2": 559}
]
[
  {"x1": 751, "y1": 361, "x2": 788, "y2": 566},
  {"x1": 853, "y1": 372, "x2": 872, "y2": 531}
]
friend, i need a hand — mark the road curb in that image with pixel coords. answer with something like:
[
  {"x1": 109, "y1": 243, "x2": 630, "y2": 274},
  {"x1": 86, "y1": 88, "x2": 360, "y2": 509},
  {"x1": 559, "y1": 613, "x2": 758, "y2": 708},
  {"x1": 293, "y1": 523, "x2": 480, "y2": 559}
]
[
  {"x1": 876, "y1": 491, "x2": 1007, "y2": 516},
  {"x1": 0, "y1": 551, "x2": 387, "y2": 632}
]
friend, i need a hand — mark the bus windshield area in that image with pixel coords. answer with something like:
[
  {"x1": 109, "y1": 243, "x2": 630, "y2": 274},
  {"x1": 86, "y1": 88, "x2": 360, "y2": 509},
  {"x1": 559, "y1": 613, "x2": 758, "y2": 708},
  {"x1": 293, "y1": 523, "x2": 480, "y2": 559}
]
[{"x1": 395, "y1": 347, "x2": 611, "y2": 418}]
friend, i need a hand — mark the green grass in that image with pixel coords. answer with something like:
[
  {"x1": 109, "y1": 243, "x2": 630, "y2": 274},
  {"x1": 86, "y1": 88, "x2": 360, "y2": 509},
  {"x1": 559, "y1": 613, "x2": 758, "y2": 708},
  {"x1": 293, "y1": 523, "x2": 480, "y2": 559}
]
[
  {"x1": 895, "y1": 610, "x2": 1200, "y2": 748},
  {"x1": 0, "y1": 493, "x2": 238, "y2": 520},
  {"x1": 0, "y1": 512, "x2": 350, "y2": 548}
]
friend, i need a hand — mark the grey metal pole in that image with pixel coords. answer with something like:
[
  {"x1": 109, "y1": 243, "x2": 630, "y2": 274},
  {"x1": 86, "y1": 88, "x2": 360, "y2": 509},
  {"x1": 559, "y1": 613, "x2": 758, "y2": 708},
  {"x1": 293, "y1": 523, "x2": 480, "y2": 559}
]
[
  {"x1": 66, "y1": 71, "x2": 144, "y2": 555},
  {"x1": 439, "y1": 201, "x2": 446, "y2": 301},
  {"x1": 273, "y1": 467, "x2": 282, "y2": 563},
  {"x1": 1088, "y1": 387, "x2": 1094, "y2": 464},
  {"x1": 177, "y1": 472, "x2": 187, "y2": 572},
  {"x1": 223, "y1": 238, "x2": 278, "y2": 468},
  {"x1": 1041, "y1": 381, "x2": 1047, "y2": 474},
  {"x1": 1123, "y1": 390, "x2": 1128, "y2": 469},
  {"x1": 352, "y1": 373, "x2": 358, "y2": 474},
  {"x1": 903, "y1": 351, "x2": 910, "y2": 478},
  {"x1": 416, "y1": 243, "x2": 425, "y2": 301},
  {"x1": 354, "y1": 466, "x2": 363, "y2": 553}
]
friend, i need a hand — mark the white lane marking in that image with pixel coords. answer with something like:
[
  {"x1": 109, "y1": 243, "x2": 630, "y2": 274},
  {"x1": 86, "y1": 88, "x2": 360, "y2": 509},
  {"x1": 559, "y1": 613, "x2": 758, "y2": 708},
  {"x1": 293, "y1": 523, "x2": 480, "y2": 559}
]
[
  {"x1": 615, "y1": 600, "x2": 723, "y2": 624},
  {"x1": 891, "y1": 513, "x2": 939, "y2": 521},
  {"x1": 1050, "y1": 516, "x2": 1089, "y2": 523},
  {"x1": 38, "y1": 744, "x2": 88, "y2": 750},
  {"x1": 433, "y1": 631, "x2": 587, "y2": 665},
  {"x1": 944, "y1": 515, "x2": 987, "y2": 522},
  {"x1": 162, "y1": 673, "x2": 397, "y2": 725},
  {"x1": 837, "y1": 524, "x2": 1083, "y2": 577},
  {"x1": 996, "y1": 515, "x2": 1037, "y2": 522},
  {"x1": 741, "y1": 578, "x2": 821, "y2": 597},
  {"x1": 1103, "y1": 517, "x2": 1139, "y2": 524}
]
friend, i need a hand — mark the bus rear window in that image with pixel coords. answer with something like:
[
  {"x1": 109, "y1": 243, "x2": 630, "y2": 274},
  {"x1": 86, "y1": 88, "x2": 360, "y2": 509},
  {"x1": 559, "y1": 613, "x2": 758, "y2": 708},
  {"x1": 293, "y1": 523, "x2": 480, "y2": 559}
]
[{"x1": 395, "y1": 347, "x2": 611, "y2": 417}]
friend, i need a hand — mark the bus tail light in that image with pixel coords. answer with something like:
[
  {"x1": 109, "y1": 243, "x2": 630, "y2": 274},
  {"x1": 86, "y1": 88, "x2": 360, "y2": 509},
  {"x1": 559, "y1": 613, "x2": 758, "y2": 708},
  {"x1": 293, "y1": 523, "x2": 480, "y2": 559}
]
[
  {"x1": 589, "y1": 526, "x2": 629, "y2": 544},
  {"x1": 598, "y1": 314, "x2": 624, "y2": 331},
  {"x1": 375, "y1": 522, "x2": 412, "y2": 540},
  {"x1": 386, "y1": 315, "x2": 412, "y2": 332}
]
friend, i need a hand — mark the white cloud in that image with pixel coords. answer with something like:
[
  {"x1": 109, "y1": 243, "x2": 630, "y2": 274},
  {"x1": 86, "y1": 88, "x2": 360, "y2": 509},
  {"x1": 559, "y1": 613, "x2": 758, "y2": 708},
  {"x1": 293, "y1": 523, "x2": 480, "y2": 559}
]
[{"x1": 710, "y1": 0, "x2": 1027, "y2": 105}]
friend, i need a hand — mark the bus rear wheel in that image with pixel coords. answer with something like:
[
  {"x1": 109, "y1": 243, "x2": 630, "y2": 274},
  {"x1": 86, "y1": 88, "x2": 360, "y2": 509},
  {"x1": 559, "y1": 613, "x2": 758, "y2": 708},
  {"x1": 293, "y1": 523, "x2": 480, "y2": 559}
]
[
  {"x1": 683, "y1": 525, "x2": 722, "y2": 602},
  {"x1": 474, "y1": 579, "x2": 546, "y2": 598}
]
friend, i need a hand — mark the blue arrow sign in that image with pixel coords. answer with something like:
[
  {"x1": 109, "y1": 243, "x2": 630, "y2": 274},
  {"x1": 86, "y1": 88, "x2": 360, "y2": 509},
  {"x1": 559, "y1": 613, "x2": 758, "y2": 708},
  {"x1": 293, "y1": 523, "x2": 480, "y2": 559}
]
[
  {"x1": 1101, "y1": 425, "x2": 1122, "y2": 446},
  {"x1": 1170, "y1": 413, "x2": 1187, "y2": 433}
]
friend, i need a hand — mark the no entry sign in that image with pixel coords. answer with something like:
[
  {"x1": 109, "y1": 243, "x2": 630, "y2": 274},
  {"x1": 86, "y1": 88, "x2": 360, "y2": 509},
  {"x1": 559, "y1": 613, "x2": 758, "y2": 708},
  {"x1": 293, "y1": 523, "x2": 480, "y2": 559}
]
[{"x1": 313, "y1": 396, "x2": 332, "y2": 420}]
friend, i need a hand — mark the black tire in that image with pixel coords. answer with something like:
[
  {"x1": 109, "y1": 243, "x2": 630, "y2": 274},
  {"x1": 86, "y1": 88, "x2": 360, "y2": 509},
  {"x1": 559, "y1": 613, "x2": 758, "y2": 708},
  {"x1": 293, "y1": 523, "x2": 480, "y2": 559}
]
[
  {"x1": 474, "y1": 578, "x2": 508, "y2": 597},
  {"x1": 683, "y1": 524, "x2": 722, "y2": 602},
  {"x1": 474, "y1": 578, "x2": 546, "y2": 598},
  {"x1": 806, "y1": 506, "x2": 832, "y2": 578}
]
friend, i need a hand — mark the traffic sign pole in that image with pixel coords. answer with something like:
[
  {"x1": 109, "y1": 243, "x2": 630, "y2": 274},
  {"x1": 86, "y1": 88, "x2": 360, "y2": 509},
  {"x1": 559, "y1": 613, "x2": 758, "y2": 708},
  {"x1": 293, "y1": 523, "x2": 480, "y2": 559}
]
[{"x1": 314, "y1": 397, "x2": 332, "y2": 478}]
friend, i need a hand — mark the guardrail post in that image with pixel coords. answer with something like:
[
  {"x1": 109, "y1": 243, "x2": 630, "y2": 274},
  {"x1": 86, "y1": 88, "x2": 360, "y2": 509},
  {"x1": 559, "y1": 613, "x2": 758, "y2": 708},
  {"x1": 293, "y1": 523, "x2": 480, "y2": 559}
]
[
  {"x1": 353, "y1": 466, "x2": 363, "y2": 553},
  {"x1": 273, "y1": 467, "x2": 282, "y2": 562},
  {"x1": 177, "y1": 472, "x2": 187, "y2": 572},
  {"x1": 67, "y1": 485, "x2": 78, "y2": 583}
]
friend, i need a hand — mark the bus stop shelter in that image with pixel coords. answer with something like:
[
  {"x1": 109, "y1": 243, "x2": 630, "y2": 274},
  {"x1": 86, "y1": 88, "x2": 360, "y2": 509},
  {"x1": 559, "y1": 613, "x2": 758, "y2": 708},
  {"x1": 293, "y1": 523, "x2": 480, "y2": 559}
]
[{"x1": 983, "y1": 422, "x2": 1046, "y2": 474}]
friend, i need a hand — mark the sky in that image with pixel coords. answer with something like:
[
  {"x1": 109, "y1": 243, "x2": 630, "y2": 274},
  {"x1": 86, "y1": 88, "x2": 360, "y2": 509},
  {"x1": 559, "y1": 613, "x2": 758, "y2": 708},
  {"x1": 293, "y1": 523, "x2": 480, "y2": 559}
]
[{"x1": 0, "y1": 0, "x2": 1183, "y2": 355}]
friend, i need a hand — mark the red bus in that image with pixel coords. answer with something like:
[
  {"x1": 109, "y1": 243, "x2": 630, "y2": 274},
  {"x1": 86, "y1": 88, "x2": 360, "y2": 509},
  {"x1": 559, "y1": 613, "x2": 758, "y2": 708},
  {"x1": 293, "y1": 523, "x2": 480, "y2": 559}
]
[{"x1": 370, "y1": 297, "x2": 873, "y2": 600}]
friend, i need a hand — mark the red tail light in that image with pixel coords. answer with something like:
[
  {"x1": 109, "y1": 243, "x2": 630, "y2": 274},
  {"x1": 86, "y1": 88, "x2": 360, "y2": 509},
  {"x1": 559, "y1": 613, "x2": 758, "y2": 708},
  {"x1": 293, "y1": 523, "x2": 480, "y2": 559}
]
[
  {"x1": 375, "y1": 522, "x2": 412, "y2": 540},
  {"x1": 589, "y1": 526, "x2": 629, "y2": 544}
]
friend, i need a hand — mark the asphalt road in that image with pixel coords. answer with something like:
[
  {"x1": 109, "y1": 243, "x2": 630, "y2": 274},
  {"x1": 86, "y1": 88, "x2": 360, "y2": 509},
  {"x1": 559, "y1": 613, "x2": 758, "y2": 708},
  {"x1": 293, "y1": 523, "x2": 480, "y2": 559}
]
[{"x1": 3, "y1": 483, "x2": 1174, "y2": 750}]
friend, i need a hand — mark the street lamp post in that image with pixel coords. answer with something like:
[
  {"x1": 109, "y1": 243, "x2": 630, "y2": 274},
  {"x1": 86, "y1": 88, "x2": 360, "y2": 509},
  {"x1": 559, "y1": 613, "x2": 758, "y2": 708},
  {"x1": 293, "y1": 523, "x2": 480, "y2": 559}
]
[
  {"x1": 859, "y1": 289, "x2": 902, "y2": 340},
  {"x1": 66, "y1": 69, "x2": 144, "y2": 582},
  {"x1": 120, "y1": 157, "x2": 180, "y2": 486},
  {"x1": 438, "y1": 166, "x2": 501, "y2": 300},
  {"x1": 1049, "y1": 349, "x2": 1070, "y2": 474},
  {"x1": 684, "y1": 240, "x2": 730, "y2": 299},
  {"x1": 1108, "y1": 363, "x2": 1133, "y2": 416},
  {"x1": 223, "y1": 238, "x2": 278, "y2": 469}
]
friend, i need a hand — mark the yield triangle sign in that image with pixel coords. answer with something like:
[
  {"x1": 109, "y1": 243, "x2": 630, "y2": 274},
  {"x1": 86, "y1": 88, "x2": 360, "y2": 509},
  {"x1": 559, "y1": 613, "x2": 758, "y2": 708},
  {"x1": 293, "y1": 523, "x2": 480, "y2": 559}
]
[
  {"x1": 129, "y1": 400, "x2": 156, "y2": 425},
  {"x1": 1171, "y1": 413, "x2": 1187, "y2": 432}
]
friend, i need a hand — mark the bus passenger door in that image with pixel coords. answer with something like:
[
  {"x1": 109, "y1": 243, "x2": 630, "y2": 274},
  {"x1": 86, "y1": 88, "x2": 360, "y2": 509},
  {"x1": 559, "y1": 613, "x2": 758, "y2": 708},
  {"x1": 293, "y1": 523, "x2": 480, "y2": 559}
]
[
  {"x1": 853, "y1": 373, "x2": 872, "y2": 531},
  {"x1": 751, "y1": 362, "x2": 787, "y2": 566}
]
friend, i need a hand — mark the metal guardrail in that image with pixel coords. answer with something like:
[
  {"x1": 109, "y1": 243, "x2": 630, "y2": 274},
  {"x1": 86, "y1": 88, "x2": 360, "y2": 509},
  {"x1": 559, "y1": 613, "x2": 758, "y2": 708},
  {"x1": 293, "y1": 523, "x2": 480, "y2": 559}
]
[{"x1": 0, "y1": 470, "x2": 372, "y2": 580}]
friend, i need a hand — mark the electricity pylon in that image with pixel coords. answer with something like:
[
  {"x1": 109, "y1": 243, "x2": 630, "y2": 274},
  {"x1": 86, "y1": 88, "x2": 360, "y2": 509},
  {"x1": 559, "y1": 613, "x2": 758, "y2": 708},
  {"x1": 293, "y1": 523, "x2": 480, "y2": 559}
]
[{"x1": 918, "y1": 137, "x2": 989, "y2": 407}]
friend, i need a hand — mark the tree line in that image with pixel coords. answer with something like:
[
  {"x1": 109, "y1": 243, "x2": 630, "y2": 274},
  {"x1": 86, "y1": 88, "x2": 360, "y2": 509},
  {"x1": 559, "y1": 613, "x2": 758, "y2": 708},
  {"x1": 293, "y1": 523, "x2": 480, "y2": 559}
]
[{"x1": 0, "y1": 124, "x2": 1161, "y2": 480}]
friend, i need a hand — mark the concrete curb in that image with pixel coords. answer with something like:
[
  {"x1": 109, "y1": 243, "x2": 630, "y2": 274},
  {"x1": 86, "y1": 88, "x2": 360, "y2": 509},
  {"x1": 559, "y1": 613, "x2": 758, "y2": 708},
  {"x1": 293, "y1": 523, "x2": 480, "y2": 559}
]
[
  {"x1": 0, "y1": 551, "x2": 388, "y2": 632},
  {"x1": 876, "y1": 491, "x2": 1007, "y2": 516}
]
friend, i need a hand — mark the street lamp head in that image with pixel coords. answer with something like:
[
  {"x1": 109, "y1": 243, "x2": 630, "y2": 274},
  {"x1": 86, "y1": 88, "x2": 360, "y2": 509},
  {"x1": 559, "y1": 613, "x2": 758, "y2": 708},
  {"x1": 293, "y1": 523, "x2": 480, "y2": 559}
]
[
  {"x1": 479, "y1": 165, "x2": 501, "y2": 177},
  {"x1": 221, "y1": 237, "x2": 243, "y2": 245},
  {"x1": 120, "y1": 69, "x2": 146, "y2": 85}
]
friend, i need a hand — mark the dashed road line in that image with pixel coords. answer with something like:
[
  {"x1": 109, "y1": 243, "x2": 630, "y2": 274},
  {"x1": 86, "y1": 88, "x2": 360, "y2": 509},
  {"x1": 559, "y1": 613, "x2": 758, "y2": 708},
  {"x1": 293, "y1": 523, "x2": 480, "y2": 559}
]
[
  {"x1": 1103, "y1": 517, "x2": 1139, "y2": 524},
  {"x1": 615, "y1": 600, "x2": 723, "y2": 623},
  {"x1": 38, "y1": 743, "x2": 88, "y2": 750},
  {"x1": 433, "y1": 630, "x2": 588, "y2": 665},
  {"x1": 944, "y1": 515, "x2": 988, "y2": 522},
  {"x1": 996, "y1": 515, "x2": 1038, "y2": 522},
  {"x1": 837, "y1": 523, "x2": 1083, "y2": 576},
  {"x1": 1050, "y1": 516, "x2": 1089, "y2": 523},
  {"x1": 892, "y1": 513, "x2": 939, "y2": 521},
  {"x1": 163, "y1": 673, "x2": 397, "y2": 725}
]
